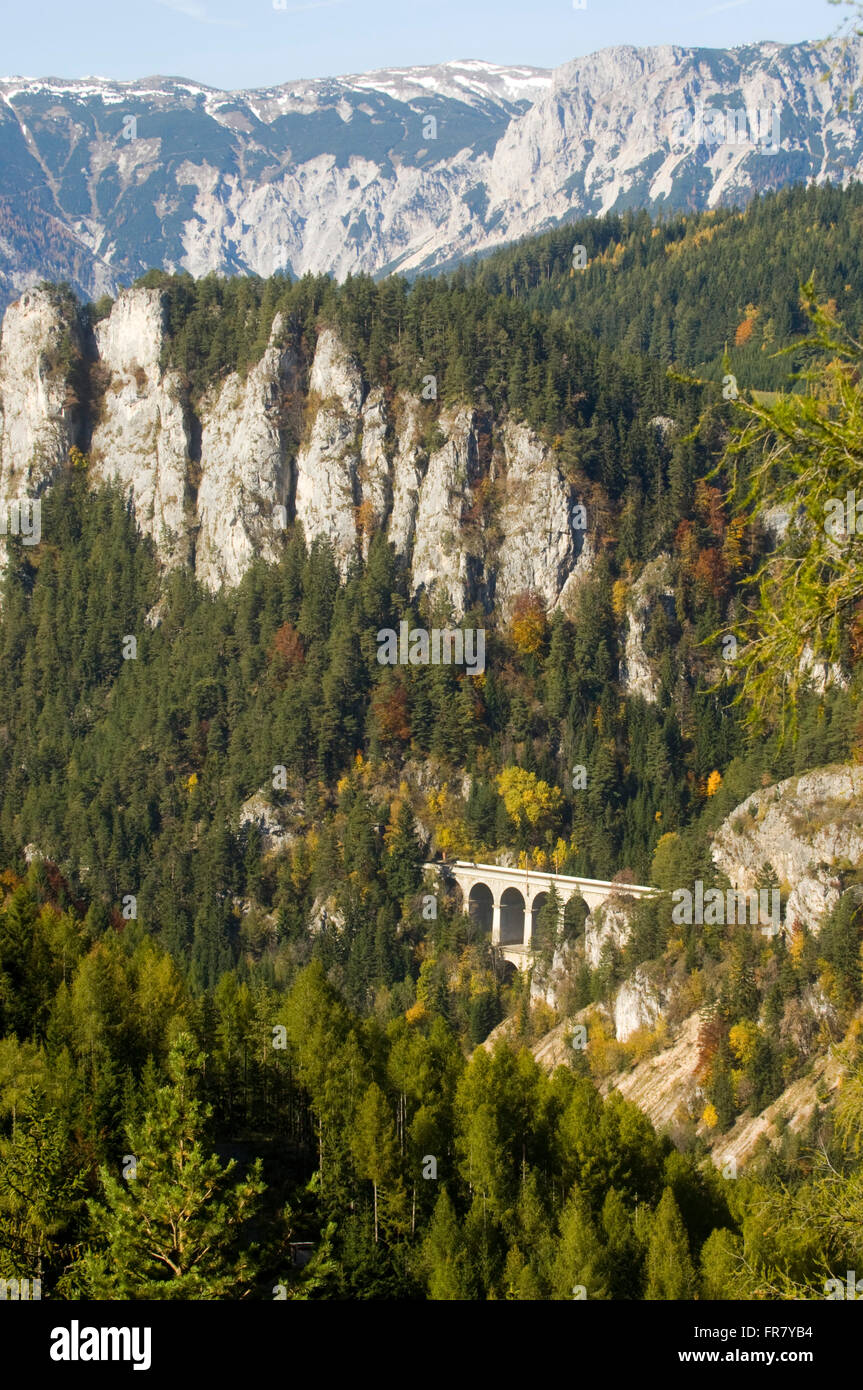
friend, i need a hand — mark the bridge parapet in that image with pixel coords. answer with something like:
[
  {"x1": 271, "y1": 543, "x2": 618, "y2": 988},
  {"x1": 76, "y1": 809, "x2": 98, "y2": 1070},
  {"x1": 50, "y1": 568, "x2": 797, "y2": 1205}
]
[{"x1": 424, "y1": 860, "x2": 655, "y2": 960}]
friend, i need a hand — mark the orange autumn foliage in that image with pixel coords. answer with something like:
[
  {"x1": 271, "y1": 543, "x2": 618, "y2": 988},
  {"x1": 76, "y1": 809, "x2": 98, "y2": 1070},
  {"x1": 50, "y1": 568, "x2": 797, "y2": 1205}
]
[
  {"x1": 372, "y1": 679, "x2": 411, "y2": 746},
  {"x1": 510, "y1": 591, "x2": 548, "y2": 656},
  {"x1": 734, "y1": 317, "x2": 754, "y2": 346},
  {"x1": 270, "y1": 620, "x2": 305, "y2": 675},
  {"x1": 694, "y1": 547, "x2": 728, "y2": 600}
]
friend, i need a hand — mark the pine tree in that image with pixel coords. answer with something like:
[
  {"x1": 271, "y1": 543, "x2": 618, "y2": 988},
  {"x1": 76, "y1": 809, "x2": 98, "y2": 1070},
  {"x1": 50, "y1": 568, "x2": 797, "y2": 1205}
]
[
  {"x1": 818, "y1": 893, "x2": 862, "y2": 1013},
  {"x1": 80, "y1": 1034, "x2": 265, "y2": 1299},
  {"x1": 533, "y1": 885, "x2": 562, "y2": 969},
  {"x1": 351, "y1": 1081, "x2": 403, "y2": 1242}
]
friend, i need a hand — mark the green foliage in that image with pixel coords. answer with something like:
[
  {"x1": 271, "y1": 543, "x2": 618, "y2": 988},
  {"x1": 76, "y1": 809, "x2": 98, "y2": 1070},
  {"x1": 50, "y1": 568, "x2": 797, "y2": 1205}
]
[
  {"x1": 80, "y1": 1035, "x2": 266, "y2": 1298},
  {"x1": 720, "y1": 286, "x2": 863, "y2": 739},
  {"x1": 645, "y1": 1187, "x2": 698, "y2": 1299},
  {"x1": 0, "y1": 1100, "x2": 86, "y2": 1294},
  {"x1": 3, "y1": 184, "x2": 863, "y2": 1302},
  {"x1": 462, "y1": 185, "x2": 863, "y2": 390},
  {"x1": 818, "y1": 892, "x2": 863, "y2": 1015}
]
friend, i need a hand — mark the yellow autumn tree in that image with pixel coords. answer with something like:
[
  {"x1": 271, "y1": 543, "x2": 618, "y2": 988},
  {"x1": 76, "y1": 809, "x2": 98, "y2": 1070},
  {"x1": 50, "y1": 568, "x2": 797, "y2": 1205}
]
[
  {"x1": 722, "y1": 514, "x2": 747, "y2": 574},
  {"x1": 496, "y1": 767, "x2": 562, "y2": 837},
  {"x1": 551, "y1": 837, "x2": 570, "y2": 872},
  {"x1": 415, "y1": 957, "x2": 439, "y2": 1008},
  {"x1": 586, "y1": 1012, "x2": 626, "y2": 1080},
  {"x1": 510, "y1": 592, "x2": 548, "y2": 656},
  {"x1": 789, "y1": 924, "x2": 807, "y2": 968},
  {"x1": 706, "y1": 770, "x2": 722, "y2": 797},
  {"x1": 729, "y1": 1020, "x2": 759, "y2": 1066},
  {"x1": 426, "y1": 784, "x2": 469, "y2": 859},
  {"x1": 611, "y1": 577, "x2": 629, "y2": 621}
]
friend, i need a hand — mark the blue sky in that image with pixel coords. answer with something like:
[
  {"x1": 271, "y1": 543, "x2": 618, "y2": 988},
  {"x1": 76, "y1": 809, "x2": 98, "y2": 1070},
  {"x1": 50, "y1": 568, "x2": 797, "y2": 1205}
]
[{"x1": 1, "y1": 0, "x2": 846, "y2": 90}]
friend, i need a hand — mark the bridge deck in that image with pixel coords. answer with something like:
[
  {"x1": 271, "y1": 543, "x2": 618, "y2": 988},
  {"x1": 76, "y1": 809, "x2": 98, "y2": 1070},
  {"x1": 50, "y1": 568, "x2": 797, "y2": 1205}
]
[{"x1": 426, "y1": 860, "x2": 654, "y2": 896}]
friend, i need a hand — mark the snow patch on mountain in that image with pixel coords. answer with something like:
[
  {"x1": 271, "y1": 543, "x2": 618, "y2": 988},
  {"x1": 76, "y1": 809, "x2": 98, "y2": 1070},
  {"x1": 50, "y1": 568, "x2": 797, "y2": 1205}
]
[{"x1": 2, "y1": 40, "x2": 863, "y2": 309}]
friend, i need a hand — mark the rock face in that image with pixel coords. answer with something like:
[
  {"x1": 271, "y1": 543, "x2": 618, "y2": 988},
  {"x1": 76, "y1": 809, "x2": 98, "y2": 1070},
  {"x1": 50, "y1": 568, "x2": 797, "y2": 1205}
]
[
  {"x1": 584, "y1": 899, "x2": 637, "y2": 970},
  {"x1": 3, "y1": 41, "x2": 863, "y2": 308},
  {"x1": 708, "y1": 1038, "x2": 846, "y2": 1172},
  {"x1": 0, "y1": 288, "x2": 597, "y2": 616},
  {"x1": 238, "y1": 790, "x2": 293, "y2": 855},
  {"x1": 494, "y1": 421, "x2": 590, "y2": 618},
  {"x1": 619, "y1": 553, "x2": 676, "y2": 702},
  {"x1": 711, "y1": 764, "x2": 863, "y2": 933},
  {"x1": 0, "y1": 287, "x2": 83, "y2": 507},
  {"x1": 613, "y1": 965, "x2": 665, "y2": 1042},
  {"x1": 410, "y1": 407, "x2": 483, "y2": 618},
  {"x1": 195, "y1": 315, "x2": 298, "y2": 590},
  {"x1": 293, "y1": 327, "x2": 365, "y2": 577},
  {"x1": 359, "y1": 388, "x2": 393, "y2": 559},
  {"x1": 602, "y1": 1011, "x2": 703, "y2": 1132},
  {"x1": 89, "y1": 288, "x2": 191, "y2": 569},
  {"x1": 388, "y1": 397, "x2": 426, "y2": 559},
  {"x1": 530, "y1": 937, "x2": 579, "y2": 1010},
  {"x1": 798, "y1": 641, "x2": 847, "y2": 697}
]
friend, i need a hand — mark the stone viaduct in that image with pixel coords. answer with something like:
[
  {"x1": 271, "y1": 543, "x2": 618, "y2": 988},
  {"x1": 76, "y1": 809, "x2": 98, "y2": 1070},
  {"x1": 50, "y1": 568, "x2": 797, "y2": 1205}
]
[{"x1": 425, "y1": 860, "x2": 656, "y2": 968}]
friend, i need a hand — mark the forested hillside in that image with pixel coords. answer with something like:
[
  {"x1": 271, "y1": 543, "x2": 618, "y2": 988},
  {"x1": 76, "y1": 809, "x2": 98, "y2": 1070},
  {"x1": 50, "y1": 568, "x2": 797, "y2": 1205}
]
[
  {"x1": 1, "y1": 184, "x2": 862, "y2": 1302},
  {"x1": 462, "y1": 183, "x2": 863, "y2": 388},
  {"x1": 4, "y1": 39, "x2": 863, "y2": 311}
]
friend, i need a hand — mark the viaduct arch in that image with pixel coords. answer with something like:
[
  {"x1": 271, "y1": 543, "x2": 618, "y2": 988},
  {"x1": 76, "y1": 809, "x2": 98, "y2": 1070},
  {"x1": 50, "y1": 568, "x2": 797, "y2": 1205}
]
[{"x1": 430, "y1": 861, "x2": 656, "y2": 969}]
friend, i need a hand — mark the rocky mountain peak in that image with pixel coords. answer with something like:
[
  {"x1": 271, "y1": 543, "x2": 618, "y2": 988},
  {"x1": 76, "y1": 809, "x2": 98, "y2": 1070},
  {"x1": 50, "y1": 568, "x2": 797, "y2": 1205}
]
[{"x1": 2, "y1": 38, "x2": 863, "y2": 309}]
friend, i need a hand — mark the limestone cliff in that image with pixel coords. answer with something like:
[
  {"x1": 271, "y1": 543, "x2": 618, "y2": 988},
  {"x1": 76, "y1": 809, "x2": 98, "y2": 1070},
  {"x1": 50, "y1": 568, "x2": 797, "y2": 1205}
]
[
  {"x1": 195, "y1": 314, "x2": 298, "y2": 590},
  {"x1": 494, "y1": 421, "x2": 593, "y2": 618},
  {"x1": 711, "y1": 764, "x2": 863, "y2": 934},
  {"x1": 0, "y1": 287, "x2": 84, "y2": 506},
  {"x1": 89, "y1": 287, "x2": 192, "y2": 570},
  {"x1": 517, "y1": 761, "x2": 863, "y2": 1170},
  {"x1": 618, "y1": 552, "x2": 676, "y2": 703},
  {"x1": 0, "y1": 286, "x2": 594, "y2": 619},
  {"x1": 293, "y1": 326, "x2": 365, "y2": 577}
]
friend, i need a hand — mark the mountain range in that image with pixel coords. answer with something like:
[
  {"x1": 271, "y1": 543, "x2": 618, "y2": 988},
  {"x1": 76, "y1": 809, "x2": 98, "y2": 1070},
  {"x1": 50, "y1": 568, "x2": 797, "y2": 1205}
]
[{"x1": 2, "y1": 38, "x2": 863, "y2": 311}]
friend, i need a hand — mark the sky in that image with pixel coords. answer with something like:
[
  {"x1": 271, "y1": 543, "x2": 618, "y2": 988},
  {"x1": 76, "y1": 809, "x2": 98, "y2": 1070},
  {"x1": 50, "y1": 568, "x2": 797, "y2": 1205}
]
[{"x1": 0, "y1": 0, "x2": 847, "y2": 90}]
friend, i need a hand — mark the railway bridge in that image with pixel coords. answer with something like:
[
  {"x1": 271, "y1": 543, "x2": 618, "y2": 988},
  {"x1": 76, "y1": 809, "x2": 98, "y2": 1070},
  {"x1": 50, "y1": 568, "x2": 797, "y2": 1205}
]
[{"x1": 425, "y1": 860, "x2": 656, "y2": 968}]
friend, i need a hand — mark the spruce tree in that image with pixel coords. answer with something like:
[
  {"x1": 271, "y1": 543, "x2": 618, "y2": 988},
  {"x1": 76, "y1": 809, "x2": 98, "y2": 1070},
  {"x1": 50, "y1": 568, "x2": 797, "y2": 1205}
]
[
  {"x1": 384, "y1": 802, "x2": 423, "y2": 902},
  {"x1": 645, "y1": 1187, "x2": 697, "y2": 1299}
]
